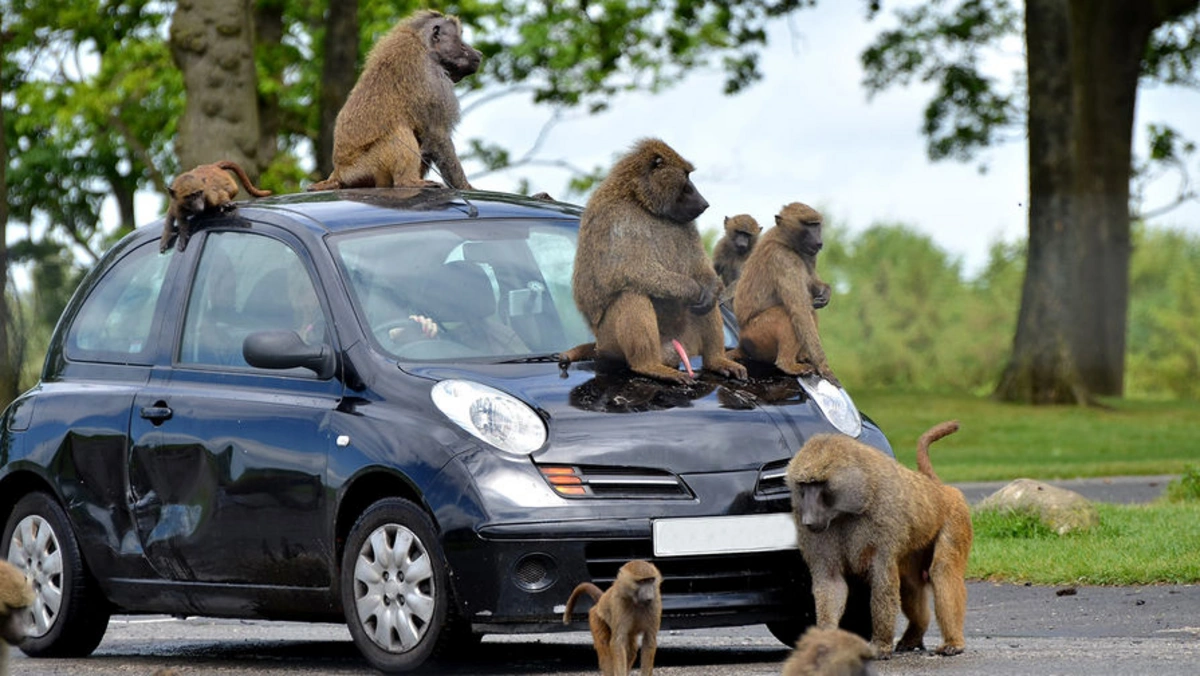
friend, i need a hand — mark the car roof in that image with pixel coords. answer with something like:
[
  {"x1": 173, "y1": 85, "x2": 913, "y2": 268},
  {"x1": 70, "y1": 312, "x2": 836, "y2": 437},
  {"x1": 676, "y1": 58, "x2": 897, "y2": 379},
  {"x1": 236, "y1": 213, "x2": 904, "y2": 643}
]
[{"x1": 227, "y1": 188, "x2": 584, "y2": 236}]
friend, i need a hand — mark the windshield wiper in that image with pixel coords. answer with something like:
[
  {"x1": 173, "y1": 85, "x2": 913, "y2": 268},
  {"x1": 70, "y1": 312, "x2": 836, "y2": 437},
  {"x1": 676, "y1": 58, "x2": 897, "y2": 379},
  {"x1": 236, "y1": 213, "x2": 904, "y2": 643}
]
[{"x1": 497, "y1": 353, "x2": 562, "y2": 364}]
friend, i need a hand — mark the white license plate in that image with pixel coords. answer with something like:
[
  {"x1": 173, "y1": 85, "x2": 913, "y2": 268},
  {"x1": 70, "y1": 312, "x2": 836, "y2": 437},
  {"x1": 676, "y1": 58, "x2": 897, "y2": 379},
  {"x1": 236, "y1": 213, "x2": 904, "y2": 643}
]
[{"x1": 652, "y1": 513, "x2": 798, "y2": 557}]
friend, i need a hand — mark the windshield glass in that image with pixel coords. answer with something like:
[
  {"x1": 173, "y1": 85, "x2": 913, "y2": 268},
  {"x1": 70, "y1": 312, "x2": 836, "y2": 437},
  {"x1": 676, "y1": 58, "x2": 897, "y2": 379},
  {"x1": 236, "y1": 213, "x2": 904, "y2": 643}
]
[{"x1": 332, "y1": 219, "x2": 592, "y2": 361}]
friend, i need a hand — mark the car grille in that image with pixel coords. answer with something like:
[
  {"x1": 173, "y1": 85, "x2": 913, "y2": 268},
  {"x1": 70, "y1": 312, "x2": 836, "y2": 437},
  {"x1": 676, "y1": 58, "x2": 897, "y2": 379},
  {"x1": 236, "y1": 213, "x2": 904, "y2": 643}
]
[
  {"x1": 756, "y1": 459, "x2": 791, "y2": 497},
  {"x1": 583, "y1": 539, "x2": 806, "y2": 607},
  {"x1": 537, "y1": 465, "x2": 692, "y2": 499}
]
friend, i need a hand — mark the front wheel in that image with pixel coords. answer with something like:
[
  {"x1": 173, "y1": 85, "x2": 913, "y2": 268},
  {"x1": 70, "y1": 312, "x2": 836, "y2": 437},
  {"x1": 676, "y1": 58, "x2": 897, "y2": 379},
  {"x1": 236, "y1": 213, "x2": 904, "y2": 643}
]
[
  {"x1": 341, "y1": 498, "x2": 451, "y2": 673},
  {"x1": 2, "y1": 491, "x2": 111, "y2": 657}
]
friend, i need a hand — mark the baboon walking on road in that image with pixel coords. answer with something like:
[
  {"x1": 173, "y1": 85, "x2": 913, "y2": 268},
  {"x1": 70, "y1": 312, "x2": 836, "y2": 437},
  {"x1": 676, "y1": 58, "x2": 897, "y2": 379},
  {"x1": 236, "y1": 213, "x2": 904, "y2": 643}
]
[
  {"x1": 1, "y1": 560, "x2": 34, "y2": 676},
  {"x1": 781, "y1": 626, "x2": 877, "y2": 676},
  {"x1": 564, "y1": 560, "x2": 663, "y2": 676},
  {"x1": 785, "y1": 421, "x2": 972, "y2": 658}
]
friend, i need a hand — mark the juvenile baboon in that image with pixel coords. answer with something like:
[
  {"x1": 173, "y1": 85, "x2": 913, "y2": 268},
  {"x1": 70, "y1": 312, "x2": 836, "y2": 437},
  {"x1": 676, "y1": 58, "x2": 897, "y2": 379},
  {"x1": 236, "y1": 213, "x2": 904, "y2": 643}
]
[
  {"x1": 563, "y1": 559, "x2": 663, "y2": 676},
  {"x1": 1, "y1": 560, "x2": 34, "y2": 676},
  {"x1": 712, "y1": 214, "x2": 762, "y2": 294},
  {"x1": 781, "y1": 626, "x2": 877, "y2": 676},
  {"x1": 729, "y1": 202, "x2": 835, "y2": 383},
  {"x1": 561, "y1": 138, "x2": 747, "y2": 383},
  {"x1": 308, "y1": 10, "x2": 481, "y2": 191},
  {"x1": 785, "y1": 421, "x2": 972, "y2": 658},
  {"x1": 161, "y1": 160, "x2": 272, "y2": 253}
]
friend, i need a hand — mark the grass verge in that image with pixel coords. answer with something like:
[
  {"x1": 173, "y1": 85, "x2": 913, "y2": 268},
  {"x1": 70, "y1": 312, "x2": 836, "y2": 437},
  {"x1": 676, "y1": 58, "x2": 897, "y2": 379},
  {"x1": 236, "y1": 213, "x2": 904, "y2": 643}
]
[
  {"x1": 851, "y1": 390, "x2": 1200, "y2": 482},
  {"x1": 967, "y1": 502, "x2": 1200, "y2": 585}
]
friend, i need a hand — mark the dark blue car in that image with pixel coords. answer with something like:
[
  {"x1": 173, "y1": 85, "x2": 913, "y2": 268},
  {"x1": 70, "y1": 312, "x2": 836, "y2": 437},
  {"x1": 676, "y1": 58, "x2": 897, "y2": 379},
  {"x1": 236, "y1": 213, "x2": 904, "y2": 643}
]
[{"x1": 0, "y1": 188, "x2": 892, "y2": 673}]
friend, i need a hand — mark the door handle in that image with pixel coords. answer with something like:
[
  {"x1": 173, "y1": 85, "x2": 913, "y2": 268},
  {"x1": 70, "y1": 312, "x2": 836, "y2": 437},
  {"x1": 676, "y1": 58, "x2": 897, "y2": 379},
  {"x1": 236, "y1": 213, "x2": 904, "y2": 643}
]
[{"x1": 140, "y1": 404, "x2": 173, "y2": 423}]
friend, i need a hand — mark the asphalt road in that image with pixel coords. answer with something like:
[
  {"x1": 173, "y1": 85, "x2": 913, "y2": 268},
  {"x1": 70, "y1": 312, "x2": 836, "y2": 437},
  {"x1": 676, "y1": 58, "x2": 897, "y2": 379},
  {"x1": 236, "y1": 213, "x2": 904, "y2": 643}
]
[{"x1": 9, "y1": 475, "x2": 1192, "y2": 675}]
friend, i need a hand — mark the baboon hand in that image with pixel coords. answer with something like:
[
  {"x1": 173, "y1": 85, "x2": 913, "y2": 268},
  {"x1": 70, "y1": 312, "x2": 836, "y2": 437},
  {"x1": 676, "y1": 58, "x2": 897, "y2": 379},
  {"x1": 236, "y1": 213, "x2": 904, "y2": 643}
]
[{"x1": 690, "y1": 282, "x2": 717, "y2": 315}]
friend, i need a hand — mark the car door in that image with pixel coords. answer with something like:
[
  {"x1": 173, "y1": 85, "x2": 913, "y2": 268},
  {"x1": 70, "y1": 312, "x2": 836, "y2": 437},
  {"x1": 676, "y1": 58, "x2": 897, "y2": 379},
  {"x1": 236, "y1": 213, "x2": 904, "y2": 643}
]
[{"x1": 128, "y1": 227, "x2": 343, "y2": 587}]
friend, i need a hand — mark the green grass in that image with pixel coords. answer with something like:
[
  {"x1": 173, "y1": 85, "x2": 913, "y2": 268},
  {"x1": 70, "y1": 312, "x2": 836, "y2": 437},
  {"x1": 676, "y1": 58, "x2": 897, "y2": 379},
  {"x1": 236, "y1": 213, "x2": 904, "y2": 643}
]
[
  {"x1": 851, "y1": 390, "x2": 1200, "y2": 482},
  {"x1": 968, "y1": 502, "x2": 1200, "y2": 584}
]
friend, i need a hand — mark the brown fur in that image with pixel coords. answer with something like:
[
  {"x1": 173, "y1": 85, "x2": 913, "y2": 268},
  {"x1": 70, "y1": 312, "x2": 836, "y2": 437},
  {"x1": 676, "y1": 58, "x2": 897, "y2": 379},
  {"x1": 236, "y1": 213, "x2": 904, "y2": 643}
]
[
  {"x1": 563, "y1": 560, "x2": 663, "y2": 676},
  {"x1": 728, "y1": 202, "x2": 835, "y2": 383},
  {"x1": 784, "y1": 420, "x2": 971, "y2": 658},
  {"x1": 712, "y1": 214, "x2": 762, "y2": 296},
  {"x1": 781, "y1": 626, "x2": 878, "y2": 676},
  {"x1": 1, "y1": 560, "x2": 34, "y2": 675},
  {"x1": 160, "y1": 160, "x2": 271, "y2": 253},
  {"x1": 308, "y1": 10, "x2": 481, "y2": 191},
  {"x1": 561, "y1": 138, "x2": 747, "y2": 383}
]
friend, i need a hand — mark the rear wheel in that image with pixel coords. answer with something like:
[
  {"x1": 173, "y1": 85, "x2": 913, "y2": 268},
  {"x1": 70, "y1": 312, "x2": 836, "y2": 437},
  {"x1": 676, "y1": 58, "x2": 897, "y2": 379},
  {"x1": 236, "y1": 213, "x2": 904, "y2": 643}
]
[
  {"x1": 341, "y1": 498, "x2": 452, "y2": 673},
  {"x1": 2, "y1": 491, "x2": 111, "y2": 657}
]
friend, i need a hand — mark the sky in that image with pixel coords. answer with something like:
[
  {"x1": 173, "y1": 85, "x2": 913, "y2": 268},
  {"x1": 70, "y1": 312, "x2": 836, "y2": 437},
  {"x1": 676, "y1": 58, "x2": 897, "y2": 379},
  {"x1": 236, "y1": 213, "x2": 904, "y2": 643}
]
[
  {"x1": 454, "y1": 1, "x2": 1200, "y2": 278},
  {"x1": 67, "y1": 0, "x2": 1200, "y2": 284}
]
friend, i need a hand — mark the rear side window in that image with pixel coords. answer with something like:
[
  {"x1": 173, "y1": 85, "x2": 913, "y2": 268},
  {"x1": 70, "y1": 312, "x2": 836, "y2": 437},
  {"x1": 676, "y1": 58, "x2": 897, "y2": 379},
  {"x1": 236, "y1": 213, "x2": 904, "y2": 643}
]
[{"x1": 66, "y1": 242, "x2": 173, "y2": 363}]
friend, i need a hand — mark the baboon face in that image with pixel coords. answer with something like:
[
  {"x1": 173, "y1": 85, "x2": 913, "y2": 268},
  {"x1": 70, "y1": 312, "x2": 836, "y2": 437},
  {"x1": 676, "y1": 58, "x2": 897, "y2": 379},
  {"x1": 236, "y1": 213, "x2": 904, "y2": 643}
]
[
  {"x1": 800, "y1": 221, "x2": 823, "y2": 257},
  {"x1": 776, "y1": 203, "x2": 824, "y2": 257},
  {"x1": 792, "y1": 481, "x2": 837, "y2": 532},
  {"x1": 724, "y1": 215, "x2": 761, "y2": 254},
  {"x1": 170, "y1": 180, "x2": 206, "y2": 215},
  {"x1": 641, "y1": 152, "x2": 709, "y2": 223},
  {"x1": 634, "y1": 576, "x2": 660, "y2": 604},
  {"x1": 733, "y1": 231, "x2": 754, "y2": 253},
  {"x1": 428, "y1": 17, "x2": 482, "y2": 83}
]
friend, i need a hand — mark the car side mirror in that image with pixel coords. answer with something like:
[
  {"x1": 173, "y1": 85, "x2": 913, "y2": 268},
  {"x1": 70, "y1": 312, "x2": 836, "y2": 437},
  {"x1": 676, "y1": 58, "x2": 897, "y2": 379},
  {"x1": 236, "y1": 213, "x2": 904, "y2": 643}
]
[{"x1": 243, "y1": 330, "x2": 336, "y2": 379}]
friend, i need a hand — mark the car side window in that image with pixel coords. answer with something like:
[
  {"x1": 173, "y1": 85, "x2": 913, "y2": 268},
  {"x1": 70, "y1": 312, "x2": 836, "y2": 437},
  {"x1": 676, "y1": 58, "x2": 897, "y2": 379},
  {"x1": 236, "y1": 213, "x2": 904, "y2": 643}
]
[
  {"x1": 66, "y1": 241, "x2": 172, "y2": 363},
  {"x1": 179, "y1": 231, "x2": 328, "y2": 370}
]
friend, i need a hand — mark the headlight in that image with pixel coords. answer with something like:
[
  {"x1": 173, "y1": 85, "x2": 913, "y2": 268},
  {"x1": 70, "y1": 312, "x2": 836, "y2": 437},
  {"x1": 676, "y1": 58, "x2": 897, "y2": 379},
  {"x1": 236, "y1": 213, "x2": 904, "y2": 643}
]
[
  {"x1": 431, "y1": 379, "x2": 547, "y2": 455},
  {"x1": 798, "y1": 375, "x2": 863, "y2": 438}
]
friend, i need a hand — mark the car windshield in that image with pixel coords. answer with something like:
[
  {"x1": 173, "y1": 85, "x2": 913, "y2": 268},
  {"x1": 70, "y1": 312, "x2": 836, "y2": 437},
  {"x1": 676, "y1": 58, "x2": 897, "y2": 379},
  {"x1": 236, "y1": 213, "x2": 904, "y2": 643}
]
[{"x1": 332, "y1": 219, "x2": 593, "y2": 361}]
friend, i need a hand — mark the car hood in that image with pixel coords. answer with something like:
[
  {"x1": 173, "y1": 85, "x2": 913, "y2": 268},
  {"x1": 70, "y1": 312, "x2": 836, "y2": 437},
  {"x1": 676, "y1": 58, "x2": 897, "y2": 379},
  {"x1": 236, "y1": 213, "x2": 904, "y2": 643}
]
[{"x1": 403, "y1": 361, "x2": 851, "y2": 474}]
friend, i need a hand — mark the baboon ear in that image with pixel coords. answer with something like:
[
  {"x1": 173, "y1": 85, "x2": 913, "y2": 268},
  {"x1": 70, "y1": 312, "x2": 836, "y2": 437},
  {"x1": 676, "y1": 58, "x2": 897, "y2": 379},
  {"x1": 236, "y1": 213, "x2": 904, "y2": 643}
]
[
  {"x1": 652, "y1": 155, "x2": 664, "y2": 170},
  {"x1": 775, "y1": 214, "x2": 783, "y2": 227},
  {"x1": 168, "y1": 188, "x2": 177, "y2": 198},
  {"x1": 724, "y1": 216, "x2": 730, "y2": 224},
  {"x1": 432, "y1": 23, "x2": 441, "y2": 41}
]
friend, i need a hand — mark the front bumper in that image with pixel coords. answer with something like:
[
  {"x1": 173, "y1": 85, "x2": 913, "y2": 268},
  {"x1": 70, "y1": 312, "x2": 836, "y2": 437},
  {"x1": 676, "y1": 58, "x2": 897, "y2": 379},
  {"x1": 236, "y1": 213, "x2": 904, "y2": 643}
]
[{"x1": 438, "y1": 452, "x2": 815, "y2": 633}]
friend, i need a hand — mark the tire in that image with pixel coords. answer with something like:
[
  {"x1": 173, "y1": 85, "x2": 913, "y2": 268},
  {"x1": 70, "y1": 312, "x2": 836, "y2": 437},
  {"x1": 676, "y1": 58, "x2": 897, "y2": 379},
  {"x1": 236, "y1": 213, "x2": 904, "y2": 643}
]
[
  {"x1": 340, "y1": 498, "x2": 452, "y2": 673},
  {"x1": 767, "y1": 579, "x2": 872, "y2": 646},
  {"x1": 2, "y1": 491, "x2": 111, "y2": 657}
]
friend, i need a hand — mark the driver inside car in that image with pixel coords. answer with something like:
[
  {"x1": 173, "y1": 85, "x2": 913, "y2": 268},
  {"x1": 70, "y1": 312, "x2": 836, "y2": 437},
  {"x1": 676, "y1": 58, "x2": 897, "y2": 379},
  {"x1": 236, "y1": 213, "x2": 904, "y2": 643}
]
[{"x1": 387, "y1": 260, "x2": 528, "y2": 355}]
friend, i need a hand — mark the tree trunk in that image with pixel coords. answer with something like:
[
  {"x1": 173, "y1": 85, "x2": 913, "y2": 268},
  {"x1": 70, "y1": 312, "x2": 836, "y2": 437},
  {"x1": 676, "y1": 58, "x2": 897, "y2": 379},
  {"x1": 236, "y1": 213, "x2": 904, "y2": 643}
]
[
  {"x1": 995, "y1": 0, "x2": 1087, "y2": 404},
  {"x1": 995, "y1": 0, "x2": 1193, "y2": 403},
  {"x1": 1065, "y1": 0, "x2": 1155, "y2": 397},
  {"x1": 169, "y1": 0, "x2": 263, "y2": 175},
  {"x1": 318, "y1": 0, "x2": 359, "y2": 177},
  {"x1": 255, "y1": 0, "x2": 284, "y2": 171}
]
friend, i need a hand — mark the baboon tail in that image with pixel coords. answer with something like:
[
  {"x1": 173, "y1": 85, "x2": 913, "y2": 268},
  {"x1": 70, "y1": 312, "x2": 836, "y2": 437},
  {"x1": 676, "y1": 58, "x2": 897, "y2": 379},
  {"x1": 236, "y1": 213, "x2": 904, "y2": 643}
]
[
  {"x1": 562, "y1": 582, "x2": 604, "y2": 624},
  {"x1": 916, "y1": 420, "x2": 960, "y2": 482},
  {"x1": 217, "y1": 160, "x2": 273, "y2": 197}
]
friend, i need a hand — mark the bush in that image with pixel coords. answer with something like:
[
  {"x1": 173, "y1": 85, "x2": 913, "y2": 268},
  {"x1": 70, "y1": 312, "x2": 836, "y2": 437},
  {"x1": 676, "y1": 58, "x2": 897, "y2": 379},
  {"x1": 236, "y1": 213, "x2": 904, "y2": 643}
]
[{"x1": 1165, "y1": 465, "x2": 1200, "y2": 503}]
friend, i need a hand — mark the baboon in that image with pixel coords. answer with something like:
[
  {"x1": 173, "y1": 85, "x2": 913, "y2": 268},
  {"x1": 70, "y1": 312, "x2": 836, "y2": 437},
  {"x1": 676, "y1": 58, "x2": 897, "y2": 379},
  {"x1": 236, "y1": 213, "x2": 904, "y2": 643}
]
[
  {"x1": 308, "y1": 10, "x2": 481, "y2": 191},
  {"x1": 1, "y1": 560, "x2": 34, "y2": 676},
  {"x1": 781, "y1": 627, "x2": 877, "y2": 676},
  {"x1": 712, "y1": 214, "x2": 762, "y2": 295},
  {"x1": 729, "y1": 202, "x2": 835, "y2": 383},
  {"x1": 563, "y1": 559, "x2": 663, "y2": 676},
  {"x1": 785, "y1": 421, "x2": 972, "y2": 658},
  {"x1": 561, "y1": 138, "x2": 747, "y2": 383},
  {"x1": 161, "y1": 160, "x2": 272, "y2": 253}
]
